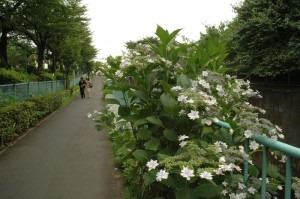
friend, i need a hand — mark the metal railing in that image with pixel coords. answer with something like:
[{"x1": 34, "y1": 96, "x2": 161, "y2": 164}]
[
  {"x1": 214, "y1": 121, "x2": 300, "y2": 199},
  {"x1": 0, "y1": 72, "x2": 85, "y2": 106}
]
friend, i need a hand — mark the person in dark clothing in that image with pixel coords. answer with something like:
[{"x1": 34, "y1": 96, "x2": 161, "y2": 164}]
[{"x1": 79, "y1": 77, "x2": 86, "y2": 98}]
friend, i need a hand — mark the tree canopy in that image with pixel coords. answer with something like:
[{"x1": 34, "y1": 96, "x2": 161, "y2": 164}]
[
  {"x1": 227, "y1": 0, "x2": 300, "y2": 77},
  {"x1": 0, "y1": 0, "x2": 97, "y2": 75}
]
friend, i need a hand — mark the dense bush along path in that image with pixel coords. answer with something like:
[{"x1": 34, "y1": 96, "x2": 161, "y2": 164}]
[{"x1": 0, "y1": 77, "x2": 122, "y2": 199}]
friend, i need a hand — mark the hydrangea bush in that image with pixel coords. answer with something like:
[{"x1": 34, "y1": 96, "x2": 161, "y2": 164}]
[{"x1": 90, "y1": 26, "x2": 300, "y2": 199}]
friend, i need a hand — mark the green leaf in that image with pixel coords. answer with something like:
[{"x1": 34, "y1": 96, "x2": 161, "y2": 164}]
[
  {"x1": 160, "y1": 93, "x2": 180, "y2": 114},
  {"x1": 144, "y1": 138, "x2": 160, "y2": 151},
  {"x1": 267, "y1": 163, "x2": 280, "y2": 179},
  {"x1": 131, "y1": 90, "x2": 148, "y2": 102},
  {"x1": 194, "y1": 183, "x2": 222, "y2": 197},
  {"x1": 134, "y1": 119, "x2": 148, "y2": 127},
  {"x1": 177, "y1": 74, "x2": 191, "y2": 89},
  {"x1": 175, "y1": 188, "x2": 197, "y2": 199},
  {"x1": 137, "y1": 129, "x2": 151, "y2": 140},
  {"x1": 145, "y1": 72, "x2": 157, "y2": 91},
  {"x1": 149, "y1": 43, "x2": 163, "y2": 56},
  {"x1": 118, "y1": 105, "x2": 131, "y2": 117},
  {"x1": 143, "y1": 170, "x2": 157, "y2": 185},
  {"x1": 132, "y1": 149, "x2": 148, "y2": 162},
  {"x1": 163, "y1": 129, "x2": 178, "y2": 142},
  {"x1": 156, "y1": 25, "x2": 169, "y2": 45},
  {"x1": 160, "y1": 175, "x2": 176, "y2": 187},
  {"x1": 104, "y1": 98, "x2": 120, "y2": 105},
  {"x1": 157, "y1": 153, "x2": 171, "y2": 161},
  {"x1": 168, "y1": 28, "x2": 182, "y2": 46},
  {"x1": 146, "y1": 116, "x2": 164, "y2": 127},
  {"x1": 266, "y1": 183, "x2": 278, "y2": 194},
  {"x1": 248, "y1": 165, "x2": 259, "y2": 178}
]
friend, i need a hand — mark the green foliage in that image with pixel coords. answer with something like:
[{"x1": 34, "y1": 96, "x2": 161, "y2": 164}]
[
  {"x1": 37, "y1": 71, "x2": 55, "y2": 81},
  {"x1": 227, "y1": 0, "x2": 300, "y2": 77},
  {"x1": 0, "y1": 0, "x2": 96, "y2": 78},
  {"x1": 91, "y1": 25, "x2": 299, "y2": 198},
  {"x1": 0, "y1": 89, "x2": 72, "y2": 149},
  {"x1": 0, "y1": 68, "x2": 27, "y2": 84}
]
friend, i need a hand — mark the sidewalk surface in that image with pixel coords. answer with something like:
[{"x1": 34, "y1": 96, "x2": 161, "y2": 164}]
[{"x1": 0, "y1": 77, "x2": 122, "y2": 199}]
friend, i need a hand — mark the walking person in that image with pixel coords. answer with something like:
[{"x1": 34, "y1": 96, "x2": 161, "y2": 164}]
[
  {"x1": 85, "y1": 77, "x2": 92, "y2": 98},
  {"x1": 79, "y1": 77, "x2": 86, "y2": 98}
]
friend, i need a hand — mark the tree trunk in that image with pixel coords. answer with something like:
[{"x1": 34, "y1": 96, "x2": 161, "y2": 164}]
[
  {"x1": 37, "y1": 44, "x2": 45, "y2": 70},
  {"x1": 0, "y1": 28, "x2": 10, "y2": 69}
]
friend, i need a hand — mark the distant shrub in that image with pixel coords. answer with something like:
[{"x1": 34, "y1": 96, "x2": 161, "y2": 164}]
[
  {"x1": 38, "y1": 72, "x2": 55, "y2": 81},
  {"x1": 0, "y1": 68, "x2": 26, "y2": 84}
]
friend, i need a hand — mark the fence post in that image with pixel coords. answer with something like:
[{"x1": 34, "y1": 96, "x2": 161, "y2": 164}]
[
  {"x1": 243, "y1": 138, "x2": 250, "y2": 184},
  {"x1": 38, "y1": 81, "x2": 40, "y2": 95},
  {"x1": 261, "y1": 146, "x2": 268, "y2": 198},
  {"x1": 27, "y1": 82, "x2": 30, "y2": 98},
  {"x1": 72, "y1": 69, "x2": 75, "y2": 87},
  {"x1": 13, "y1": 84, "x2": 16, "y2": 102},
  {"x1": 285, "y1": 156, "x2": 292, "y2": 198}
]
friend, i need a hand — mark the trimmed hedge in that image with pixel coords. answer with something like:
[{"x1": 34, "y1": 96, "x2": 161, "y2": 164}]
[{"x1": 0, "y1": 89, "x2": 72, "y2": 148}]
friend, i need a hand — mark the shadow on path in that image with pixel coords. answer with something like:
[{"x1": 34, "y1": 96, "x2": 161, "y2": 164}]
[{"x1": 0, "y1": 77, "x2": 123, "y2": 199}]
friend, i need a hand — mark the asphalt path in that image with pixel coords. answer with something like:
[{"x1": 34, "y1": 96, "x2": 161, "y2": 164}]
[{"x1": 0, "y1": 77, "x2": 122, "y2": 199}]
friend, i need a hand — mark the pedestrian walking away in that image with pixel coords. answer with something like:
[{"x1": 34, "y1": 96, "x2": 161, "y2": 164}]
[
  {"x1": 79, "y1": 77, "x2": 86, "y2": 98},
  {"x1": 85, "y1": 77, "x2": 92, "y2": 98}
]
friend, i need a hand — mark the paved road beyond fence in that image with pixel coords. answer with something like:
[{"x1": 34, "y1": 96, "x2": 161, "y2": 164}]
[{"x1": 0, "y1": 76, "x2": 122, "y2": 199}]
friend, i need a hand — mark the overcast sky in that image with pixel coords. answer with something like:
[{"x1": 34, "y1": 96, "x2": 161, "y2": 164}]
[{"x1": 81, "y1": 0, "x2": 243, "y2": 60}]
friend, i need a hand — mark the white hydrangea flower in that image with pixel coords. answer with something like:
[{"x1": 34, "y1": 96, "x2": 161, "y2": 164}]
[
  {"x1": 179, "y1": 141, "x2": 188, "y2": 147},
  {"x1": 186, "y1": 99, "x2": 194, "y2": 104},
  {"x1": 199, "y1": 171, "x2": 213, "y2": 180},
  {"x1": 146, "y1": 159, "x2": 159, "y2": 171},
  {"x1": 201, "y1": 118, "x2": 212, "y2": 126},
  {"x1": 178, "y1": 95, "x2": 188, "y2": 102},
  {"x1": 295, "y1": 189, "x2": 300, "y2": 199},
  {"x1": 244, "y1": 130, "x2": 253, "y2": 138},
  {"x1": 278, "y1": 133, "x2": 284, "y2": 139},
  {"x1": 248, "y1": 187, "x2": 256, "y2": 194},
  {"x1": 221, "y1": 190, "x2": 228, "y2": 196},
  {"x1": 187, "y1": 110, "x2": 199, "y2": 120},
  {"x1": 275, "y1": 125, "x2": 282, "y2": 132},
  {"x1": 156, "y1": 169, "x2": 169, "y2": 181},
  {"x1": 198, "y1": 79, "x2": 210, "y2": 89},
  {"x1": 178, "y1": 135, "x2": 189, "y2": 141},
  {"x1": 180, "y1": 167, "x2": 194, "y2": 180},
  {"x1": 214, "y1": 141, "x2": 228, "y2": 152},
  {"x1": 279, "y1": 155, "x2": 287, "y2": 163},
  {"x1": 238, "y1": 182, "x2": 246, "y2": 189},
  {"x1": 171, "y1": 86, "x2": 182, "y2": 91},
  {"x1": 202, "y1": 71, "x2": 208, "y2": 77},
  {"x1": 179, "y1": 109, "x2": 186, "y2": 116},
  {"x1": 249, "y1": 141, "x2": 260, "y2": 150},
  {"x1": 87, "y1": 113, "x2": 92, "y2": 118},
  {"x1": 277, "y1": 185, "x2": 283, "y2": 190},
  {"x1": 115, "y1": 70, "x2": 123, "y2": 78},
  {"x1": 219, "y1": 156, "x2": 226, "y2": 163}
]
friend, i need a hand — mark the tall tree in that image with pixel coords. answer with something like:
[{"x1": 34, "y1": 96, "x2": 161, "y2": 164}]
[
  {"x1": 0, "y1": 0, "x2": 24, "y2": 68},
  {"x1": 227, "y1": 0, "x2": 300, "y2": 77},
  {"x1": 18, "y1": 0, "x2": 89, "y2": 70}
]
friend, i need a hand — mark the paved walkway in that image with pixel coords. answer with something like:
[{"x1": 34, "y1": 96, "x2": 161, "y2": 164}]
[{"x1": 0, "y1": 77, "x2": 122, "y2": 199}]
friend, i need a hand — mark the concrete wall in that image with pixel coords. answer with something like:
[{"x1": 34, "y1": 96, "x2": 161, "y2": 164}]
[{"x1": 250, "y1": 84, "x2": 300, "y2": 147}]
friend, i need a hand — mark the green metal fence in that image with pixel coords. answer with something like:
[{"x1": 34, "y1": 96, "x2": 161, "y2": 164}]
[
  {"x1": 0, "y1": 73, "x2": 84, "y2": 106},
  {"x1": 0, "y1": 80, "x2": 66, "y2": 104},
  {"x1": 214, "y1": 120, "x2": 300, "y2": 199}
]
